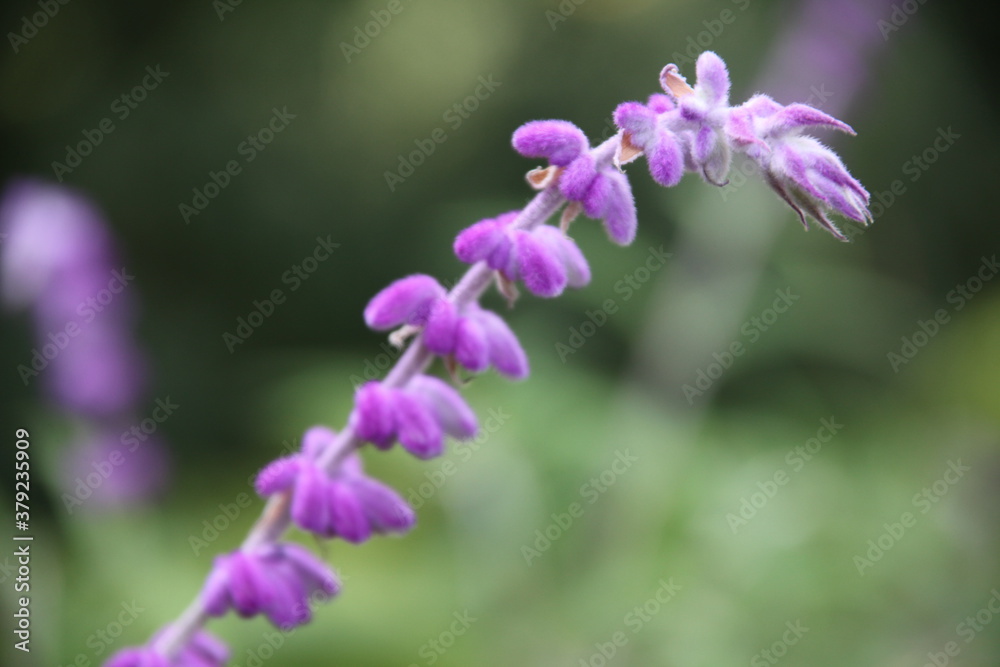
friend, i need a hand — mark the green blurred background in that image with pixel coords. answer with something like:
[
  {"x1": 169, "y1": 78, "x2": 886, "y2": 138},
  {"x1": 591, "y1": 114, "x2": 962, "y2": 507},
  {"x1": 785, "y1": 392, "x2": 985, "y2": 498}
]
[{"x1": 2, "y1": 0, "x2": 999, "y2": 665}]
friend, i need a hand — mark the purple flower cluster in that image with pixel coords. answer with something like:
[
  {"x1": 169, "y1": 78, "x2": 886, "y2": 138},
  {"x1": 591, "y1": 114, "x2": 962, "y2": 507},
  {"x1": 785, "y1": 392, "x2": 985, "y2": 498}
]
[
  {"x1": 1, "y1": 180, "x2": 145, "y2": 414},
  {"x1": 256, "y1": 426, "x2": 416, "y2": 539},
  {"x1": 512, "y1": 121, "x2": 638, "y2": 245},
  {"x1": 351, "y1": 375, "x2": 479, "y2": 458},
  {"x1": 106, "y1": 51, "x2": 871, "y2": 664},
  {"x1": 365, "y1": 274, "x2": 529, "y2": 377},
  {"x1": 610, "y1": 51, "x2": 871, "y2": 240},
  {"x1": 454, "y1": 210, "x2": 590, "y2": 298}
]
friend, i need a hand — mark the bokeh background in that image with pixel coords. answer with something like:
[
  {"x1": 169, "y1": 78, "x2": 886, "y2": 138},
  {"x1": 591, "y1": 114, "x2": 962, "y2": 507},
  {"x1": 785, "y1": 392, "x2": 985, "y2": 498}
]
[{"x1": 2, "y1": 0, "x2": 999, "y2": 665}]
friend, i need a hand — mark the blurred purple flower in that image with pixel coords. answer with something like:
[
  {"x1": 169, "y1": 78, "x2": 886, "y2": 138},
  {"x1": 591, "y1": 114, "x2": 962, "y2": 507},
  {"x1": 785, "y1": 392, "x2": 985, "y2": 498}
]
[
  {"x1": 1, "y1": 178, "x2": 167, "y2": 507},
  {"x1": 62, "y1": 431, "x2": 169, "y2": 513}
]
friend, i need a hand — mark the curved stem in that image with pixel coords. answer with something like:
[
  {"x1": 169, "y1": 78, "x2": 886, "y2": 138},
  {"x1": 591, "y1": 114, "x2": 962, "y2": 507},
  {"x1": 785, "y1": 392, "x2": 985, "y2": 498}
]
[{"x1": 151, "y1": 132, "x2": 621, "y2": 660}]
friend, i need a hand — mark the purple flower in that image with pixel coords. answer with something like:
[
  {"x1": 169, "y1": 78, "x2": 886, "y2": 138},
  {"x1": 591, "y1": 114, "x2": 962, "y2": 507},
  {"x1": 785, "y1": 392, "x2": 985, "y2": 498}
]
[
  {"x1": 511, "y1": 120, "x2": 589, "y2": 166},
  {"x1": 45, "y1": 321, "x2": 147, "y2": 417},
  {"x1": 105, "y1": 630, "x2": 228, "y2": 667},
  {"x1": 363, "y1": 274, "x2": 446, "y2": 329},
  {"x1": 0, "y1": 179, "x2": 115, "y2": 311},
  {"x1": 202, "y1": 542, "x2": 340, "y2": 629},
  {"x1": 511, "y1": 122, "x2": 639, "y2": 246},
  {"x1": 363, "y1": 274, "x2": 530, "y2": 376},
  {"x1": 614, "y1": 96, "x2": 684, "y2": 188},
  {"x1": 256, "y1": 426, "x2": 415, "y2": 542},
  {"x1": 610, "y1": 52, "x2": 870, "y2": 239},
  {"x1": 659, "y1": 51, "x2": 733, "y2": 185},
  {"x1": 350, "y1": 375, "x2": 478, "y2": 459},
  {"x1": 727, "y1": 94, "x2": 871, "y2": 239},
  {"x1": 453, "y1": 213, "x2": 591, "y2": 295},
  {"x1": 424, "y1": 302, "x2": 529, "y2": 378}
]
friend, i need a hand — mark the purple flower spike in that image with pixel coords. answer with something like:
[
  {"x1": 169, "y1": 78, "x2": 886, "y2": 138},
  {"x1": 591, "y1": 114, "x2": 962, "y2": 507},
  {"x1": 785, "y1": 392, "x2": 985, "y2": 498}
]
[
  {"x1": 202, "y1": 543, "x2": 339, "y2": 629},
  {"x1": 512, "y1": 120, "x2": 589, "y2": 166},
  {"x1": 364, "y1": 274, "x2": 445, "y2": 330}
]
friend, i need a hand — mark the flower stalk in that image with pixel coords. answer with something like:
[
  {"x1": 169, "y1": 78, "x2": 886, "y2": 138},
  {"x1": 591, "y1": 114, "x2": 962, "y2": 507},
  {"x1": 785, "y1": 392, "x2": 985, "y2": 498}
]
[{"x1": 108, "y1": 52, "x2": 870, "y2": 665}]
